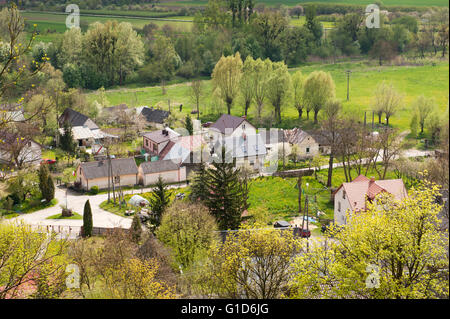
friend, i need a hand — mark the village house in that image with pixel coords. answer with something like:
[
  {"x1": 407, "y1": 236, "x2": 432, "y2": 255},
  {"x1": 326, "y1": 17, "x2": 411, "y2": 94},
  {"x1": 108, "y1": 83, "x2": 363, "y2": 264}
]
[
  {"x1": 76, "y1": 157, "x2": 139, "y2": 191},
  {"x1": 136, "y1": 106, "x2": 170, "y2": 129},
  {"x1": 208, "y1": 114, "x2": 256, "y2": 141},
  {"x1": 142, "y1": 127, "x2": 180, "y2": 158},
  {"x1": 212, "y1": 133, "x2": 267, "y2": 171},
  {"x1": 138, "y1": 159, "x2": 186, "y2": 186},
  {"x1": 333, "y1": 175, "x2": 408, "y2": 225},
  {"x1": 58, "y1": 108, "x2": 117, "y2": 147},
  {"x1": 284, "y1": 128, "x2": 320, "y2": 159}
]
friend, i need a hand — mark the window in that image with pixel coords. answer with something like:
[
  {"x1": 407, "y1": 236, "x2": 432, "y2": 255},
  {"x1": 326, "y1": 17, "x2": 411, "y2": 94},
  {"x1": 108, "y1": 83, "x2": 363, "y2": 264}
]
[
  {"x1": 242, "y1": 124, "x2": 246, "y2": 130},
  {"x1": 306, "y1": 147, "x2": 310, "y2": 153},
  {"x1": 145, "y1": 140, "x2": 149, "y2": 147},
  {"x1": 114, "y1": 176, "x2": 120, "y2": 184},
  {"x1": 343, "y1": 191, "x2": 346, "y2": 199},
  {"x1": 338, "y1": 201, "x2": 341, "y2": 212}
]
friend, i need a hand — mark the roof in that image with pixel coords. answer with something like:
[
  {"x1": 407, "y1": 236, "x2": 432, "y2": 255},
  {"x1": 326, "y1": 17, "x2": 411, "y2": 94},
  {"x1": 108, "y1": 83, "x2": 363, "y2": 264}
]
[
  {"x1": 140, "y1": 159, "x2": 181, "y2": 174},
  {"x1": 142, "y1": 128, "x2": 180, "y2": 144},
  {"x1": 210, "y1": 114, "x2": 250, "y2": 135},
  {"x1": 0, "y1": 130, "x2": 42, "y2": 151},
  {"x1": 80, "y1": 158, "x2": 138, "y2": 180},
  {"x1": 128, "y1": 195, "x2": 149, "y2": 207},
  {"x1": 59, "y1": 108, "x2": 99, "y2": 130},
  {"x1": 138, "y1": 106, "x2": 170, "y2": 124},
  {"x1": 284, "y1": 128, "x2": 316, "y2": 145},
  {"x1": 214, "y1": 134, "x2": 267, "y2": 159},
  {"x1": 309, "y1": 130, "x2": 332, "y2": 146},
  {"x1": 336, "y1": 175, "x2": 407, "y2": 212},
  {"x1": 59, "y1": 127, "x2": 118, "y2": 140},
  {"x1": 163, "y1": 135, "x2": 204, "y2": 162}
]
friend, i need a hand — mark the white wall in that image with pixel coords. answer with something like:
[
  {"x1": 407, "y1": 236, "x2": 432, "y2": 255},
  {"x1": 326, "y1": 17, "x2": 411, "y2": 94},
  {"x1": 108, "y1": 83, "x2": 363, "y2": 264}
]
[
  {"x1": 141, "y1": 166, "x2": 187, "y2": 186},
  {"x1": 334, "y1": 187, "x2": 352, "y2": 225},
  {"x1": 79, "y1": 170, "x2": 138, "y2": 190}
]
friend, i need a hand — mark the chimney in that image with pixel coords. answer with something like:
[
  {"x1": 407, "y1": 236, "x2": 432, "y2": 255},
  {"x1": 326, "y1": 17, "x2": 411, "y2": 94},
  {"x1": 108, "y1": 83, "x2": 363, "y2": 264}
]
[
  {"x1": 370, "y1": 177, "x2": 375, "y2": 184},
  {"x1": 241, "y1": 115, "x2": 247, "y2": 119}
]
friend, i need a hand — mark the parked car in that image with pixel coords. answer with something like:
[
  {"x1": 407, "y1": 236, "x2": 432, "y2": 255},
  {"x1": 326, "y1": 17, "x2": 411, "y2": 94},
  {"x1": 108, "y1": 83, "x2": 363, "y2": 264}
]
[
  {"x1": 293, "y1": 227, "x2": 311, "y2": 238},
  {"x1": 42, "y1": 159, "x2": 57, "y2": 164}
]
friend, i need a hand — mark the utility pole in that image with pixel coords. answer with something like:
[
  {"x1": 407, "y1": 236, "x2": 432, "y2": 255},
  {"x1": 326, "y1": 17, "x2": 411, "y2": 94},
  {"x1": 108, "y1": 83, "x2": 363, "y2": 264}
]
[
  {"x1": 297, "y1": 176, "x2": 302, "y2": 214},
  {"x1": 345, "y1": 70, "x2": 351, "y2": 101},
  {"x1": 372, "y1": 111, "x2": 375, "y2": 130},
  {"x1": 107, "y1": 146, "x2": 110, "y2": 203},
  {"x1": 282, "y1": 129, "x2": 285, "y2": 170},
  {"x1": 364, "y1": 111, "x2": 367, "y2": 127}
]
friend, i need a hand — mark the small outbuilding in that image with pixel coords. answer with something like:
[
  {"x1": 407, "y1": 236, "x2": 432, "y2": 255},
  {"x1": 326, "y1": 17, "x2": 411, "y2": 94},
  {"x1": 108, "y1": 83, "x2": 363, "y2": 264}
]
[{"x1": 128, "y1": 195, "x2": 149, "y2": 207}]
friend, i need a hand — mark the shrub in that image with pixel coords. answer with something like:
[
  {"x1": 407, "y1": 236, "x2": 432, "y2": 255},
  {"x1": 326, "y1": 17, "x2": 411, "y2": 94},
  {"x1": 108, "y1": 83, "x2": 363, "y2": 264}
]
[{"x1": 89, "y1": 186, "x2": 99, "y2": 195}]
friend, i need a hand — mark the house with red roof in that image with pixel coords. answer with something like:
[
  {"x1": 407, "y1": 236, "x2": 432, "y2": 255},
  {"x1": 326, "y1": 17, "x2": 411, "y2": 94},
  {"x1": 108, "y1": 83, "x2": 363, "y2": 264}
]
[{"x1": 333, "y1": 175, "x2": 408, "y2": 225}]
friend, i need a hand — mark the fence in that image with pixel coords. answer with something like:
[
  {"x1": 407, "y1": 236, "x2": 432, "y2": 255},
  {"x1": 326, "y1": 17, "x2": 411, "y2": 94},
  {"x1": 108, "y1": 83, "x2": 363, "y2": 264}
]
[{"x1": 30, "y1": 224, "x2": 128, "y2": 239}]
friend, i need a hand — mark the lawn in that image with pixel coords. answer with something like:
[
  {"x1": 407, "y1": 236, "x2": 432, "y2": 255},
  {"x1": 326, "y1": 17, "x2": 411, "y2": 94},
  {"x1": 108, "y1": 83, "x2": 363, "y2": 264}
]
[
  {"x1": 46, "y1": 212, "x2": 83, "y2": 220},
  {"x1": 86, "y1": 60, "x2": 449, "y2": 133},
  {"x1": 0, "y1": 198, "x2": 58, "y2": 219}
]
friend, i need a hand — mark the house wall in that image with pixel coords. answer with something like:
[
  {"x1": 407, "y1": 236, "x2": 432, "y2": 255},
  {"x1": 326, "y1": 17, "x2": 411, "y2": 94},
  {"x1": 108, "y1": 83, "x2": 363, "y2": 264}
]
[
  {"x1": 296, "y1": 136, "x2": 320, "y2": 159},
  {"x1": 334, "y1": 187, "x2": 352, "y2": 225},
  {"x1": 140, "y1": 166, "x2": 187, "y2": 186},
  {"x1": 235, "y1": 155, "x2": 265, "y2": 171},
  {"x1": 0, "y1": 141, "x2": 41, "y2": 166},
  {"x1": 208, "y1": 120, "x2": 257, "y2": 141},
  {"x1": 78, "y1": 169, "x2": 138, "y2": 190}
]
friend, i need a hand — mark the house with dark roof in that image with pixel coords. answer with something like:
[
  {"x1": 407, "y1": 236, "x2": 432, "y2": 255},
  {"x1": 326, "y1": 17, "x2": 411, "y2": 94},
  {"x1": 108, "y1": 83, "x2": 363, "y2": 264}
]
[
  {"x1": 136, "y1": 106, "x2": 170, "y2": 129},
  {"x1": 76, "y1": 157, "x2": 139, "y2": 191},
  {"x1": 333, "y1": 175, "x2": 408, "y2": 225},
  {"x1": 284, "y1": 128, "x2": 319, "y2": 159},
  {"x1": 209, "y1": 114, "x2": 256, "y2": 140},
  {"x1": 138, "y1": 159, "x2": 186, "y2": 186},
  {"x1": 59, "y1": 108, "x2": 99, "y2": 130},
  {"x1": 0, "y1": 131, "x2": 42, "y2": 167}
]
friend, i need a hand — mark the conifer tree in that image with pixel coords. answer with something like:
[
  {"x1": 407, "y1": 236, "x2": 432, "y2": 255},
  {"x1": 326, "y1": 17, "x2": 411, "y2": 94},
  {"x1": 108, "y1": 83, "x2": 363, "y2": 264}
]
[
  {"x1": 38, "y1": 164, "x2": 54, "y2": 202},
  {"x1": 46, "y1": 175, "x2": 55, "y2": 202},
  {"x1": 60, "y1": 121, "x2": 76, "y2": 155},
  {"x1": 82, "y1": 200, "x2": 93, "y2": 238},
  {"x1": 189, "y1": 162, "x2": 209, "y2": 202},
  {"x1": 204, "y1": 147, "x2": 245, "y2": 230},
  {"x1": 185, "y1": 115, "x2": 194, "y2": 135},
  {"x1": 149, "y1": 176, "x2": 171, "y2": 229},
  {"x1": 130, "y1": 213, "x2": 142, "y2": 243}
]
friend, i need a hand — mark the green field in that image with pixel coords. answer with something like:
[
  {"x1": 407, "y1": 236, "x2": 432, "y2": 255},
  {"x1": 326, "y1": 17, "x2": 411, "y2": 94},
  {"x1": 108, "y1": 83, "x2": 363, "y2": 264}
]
[
  {"x1": 159, "y1": 0, "x2": 449, "y2": 7},
  {"x1": 87, "y1": 60, "x2": 449, "y2": 132}
]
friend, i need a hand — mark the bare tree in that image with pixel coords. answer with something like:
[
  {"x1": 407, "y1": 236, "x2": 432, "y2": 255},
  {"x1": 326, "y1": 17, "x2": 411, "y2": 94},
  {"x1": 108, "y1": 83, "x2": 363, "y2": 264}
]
[{"x1": 190, "y1": 80, "x2": 203, "y2": 120}]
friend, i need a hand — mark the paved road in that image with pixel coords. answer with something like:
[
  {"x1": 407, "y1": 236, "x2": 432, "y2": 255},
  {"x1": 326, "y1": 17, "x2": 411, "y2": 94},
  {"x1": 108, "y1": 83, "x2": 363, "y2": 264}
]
[{"x1": 7, "y1": 184, "x2": 187, "y2": 230}]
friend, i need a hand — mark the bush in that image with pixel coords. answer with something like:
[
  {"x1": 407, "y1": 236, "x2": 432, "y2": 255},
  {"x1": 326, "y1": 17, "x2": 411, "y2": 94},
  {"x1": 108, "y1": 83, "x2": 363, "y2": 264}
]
[{"x1": 89, "y1": 186, "x2": 99, "y2": 195}]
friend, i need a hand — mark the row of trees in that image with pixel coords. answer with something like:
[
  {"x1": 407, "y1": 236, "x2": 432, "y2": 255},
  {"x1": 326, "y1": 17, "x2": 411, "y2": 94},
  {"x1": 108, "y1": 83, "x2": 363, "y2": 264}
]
[{"x1": 212, "y1": 52, "x2": 336, "y2": 124}]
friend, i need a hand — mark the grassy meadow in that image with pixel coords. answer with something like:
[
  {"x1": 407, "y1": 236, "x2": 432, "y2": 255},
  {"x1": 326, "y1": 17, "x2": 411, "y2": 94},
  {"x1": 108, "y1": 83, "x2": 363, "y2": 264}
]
[{"x1": 86, "y1": 60, "x2": 449, "y2": 133}]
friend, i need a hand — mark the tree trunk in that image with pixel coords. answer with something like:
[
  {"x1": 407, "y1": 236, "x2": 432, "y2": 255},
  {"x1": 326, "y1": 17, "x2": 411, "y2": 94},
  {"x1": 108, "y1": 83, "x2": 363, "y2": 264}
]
[
  {"x1": 306, "y1": 110, "x2": 310, "y2": 120},
  {"x1": 327, "y1": 154, "x2": 334, "y2": 188},
  {"x1": 245, "y1": 100, "x2": 250, "y2": 117},
  {"x1": 314, "y1": 110, "x2": 319, "y2": 124},
  {"x1": 297, "y1": 108, "x2": 303, "y2": 119}
]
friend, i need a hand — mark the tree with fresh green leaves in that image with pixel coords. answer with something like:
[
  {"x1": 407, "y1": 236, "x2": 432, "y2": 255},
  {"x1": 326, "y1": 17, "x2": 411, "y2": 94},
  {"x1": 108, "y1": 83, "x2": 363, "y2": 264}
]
[
  {"x1": 185, "y1": 115, "x2": 193, "y2": 136},
  {"x1": 410, "y1": 113, "x2": 419, "y2": 138},
  {"x1": 211, "y1": 52, "x2": 243, "y2": 115},
  {"x1": 289, "y1": 180, "x2": 449, "y2": 299},
  {"x1": 303, "y1": 71, "x2": 336, "y2": 124},
  {"x1": 156, "y1": 201, "x2": 218, "y2": 270},
  {"x1": 412, "y1": 95, "x2": 437, "y2": 135},
  {"x1": 291, "y1": 70, "x2": 306, "y2": 119},
  {"x1": 240, "y1": 56, "x2": 255, "y2": 117},
  {"x1": 82, "y1": 200, "x2": 93, "y2": 238},
  {"x1": 266, "y1": 61, "x2": 291, "y2": 124},
  {"x1": 59, "y1": 121, "x2": 76, "y2": 155},
  {"x1": 190, "y1": 79, "x2": 203, "y2": 120},
  {"x1": 372, "y1": 82, "x2": 403, "y2": 126},
  {"x1": 130, "y1": 213, "x2": 143, "y2": 244}
]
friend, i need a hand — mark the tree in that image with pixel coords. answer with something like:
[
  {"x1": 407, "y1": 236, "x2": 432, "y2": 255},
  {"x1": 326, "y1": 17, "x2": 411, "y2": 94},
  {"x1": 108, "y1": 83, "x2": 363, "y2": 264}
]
[
  {"x1": 189, "y1": 162, "x2": 209, "y2": 202},
  {"x1": 291, "y1": 70, "x2": 305, "y2": 119},
  {"x1": 251, "y1": 58, "x2": 272, "y2": 124},
  {"x1": 372, "y1": 82, "x2": 403, "y2": 126},
  {"x1": 290, "y1": 180, "x2": 448, "y2": 299},
  {"x1": 373, "y1": 127, "x2": 403, "y2": 180},
  {"x1": 156, "y1": 201, "x2": 218, "y2": 270},
  {"x1": 305, "y1": 4, "x2": 323, "y2": 43},
  {"x1": 320, "y1": 98, "x2": 342, "y2": 187},
  {"x1": 369, "y1": 39, "x2": 397, "y2": 66},
  {"x1": 303, "y1": 71, "x2": 336, "y2": 124},
  {"x1": 59, "y1": 120, "x2": 76, "y2": 155},
  {"x1": 185, "y1": 115, "x2": 193, "y2": 135},
  {"x1": 240, "y1": 56, "x2": 255, "y2": 117},
  {"x1": 413, "y1": 95, "x2": 436, "y2": 135},
  {"x1": 0, "y1": 222, "x2": 68, "y2": 299},
  {"x1": 57, "y1": 27, "x2": 82, "y2": 69},
  {"x1": 204, "y1": 148, "x2": 246, "y2": 230},
  {"x1": 149, "y1": 176, "x2": 172, "y2": 229},
  {"x1": 410, "y1": 113, "x2": 419, "y2": 138},
  {"x1": 190, "y1": 79, "x2": 203, "y2": 120},
  {"x1": 266, "y1": 61, "x2": 291, "y2": 124},
  {"x1": 290, "y1": 5, "x2": 304, "y2": 19},
  {"x1": 130, "y1": 213, "x2": 142, "y2": 244},
  {"x1": 38, "y1": 163, "x2": 55, "y2": 202},
  {"x1": 82, "y1": 200, "x2": 93, "y2": 238},
  {"x1": 193, "y1": 224, "x2": 302, "y2": 298},
  {"x1": 211, "y1": 52, "x2": 243, "y2": 115},
  {"x1": 251, "y1": 11, "x2": 288, "y2": 61}
]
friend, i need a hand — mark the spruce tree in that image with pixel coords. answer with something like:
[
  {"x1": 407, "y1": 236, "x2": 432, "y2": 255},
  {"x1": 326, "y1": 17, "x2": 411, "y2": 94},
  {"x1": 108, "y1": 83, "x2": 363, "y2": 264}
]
[
  {"x1": 45, "y1": 174, "x2": 55, "y2": 202},
  {"x1": 38, "y1": 164, "x2": 49, "y2": 201},
  {"x1": 130, "y1": 213, "x2": 143, "y2": 243},
  {"x1": 204, "y1": 147, "x2": 245, "y2": 230},
  {"x1": 149, "y1": 176, "x2": 171, "y2": 229},
  {"x1": 82, "y1": 200, "x2": 93, "y2": 238},
  {"x1": 60, "y1": 121, "x2": 76, "y2": 155},
  {"x1": 189, "y1": 162, "x2": 208, "y2": 202},
  {"x1": 185, "y1": 115, "x2": 193, "y2": 135}
]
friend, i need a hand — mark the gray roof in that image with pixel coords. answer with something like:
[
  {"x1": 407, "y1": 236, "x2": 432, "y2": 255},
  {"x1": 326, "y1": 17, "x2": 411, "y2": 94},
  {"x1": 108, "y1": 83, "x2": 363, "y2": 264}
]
[
  {"x1": 59, "y1": 108, "x2": 99, "y2": 130},
  {"x1": 210, "y1": 114, "x2": 249, "y2": 135},
  {"x1": 80, "y1": 158, "x2": 138, "y2": 179},
  {"x1": 142, "y1": 128, "x2": 179, "y2": 144},
  {"x1": 285, "y1": 128, "x2": 314, "y2": 145},
  {"x1": 214, "y1": 134, "x2": 267, "y2": 159},
  {"x1": 138, "y1": 106, "x2": 170, "y2": 124},
  {"x1": 140, "y1": 159, "x2": 181, "y2": 174}
]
